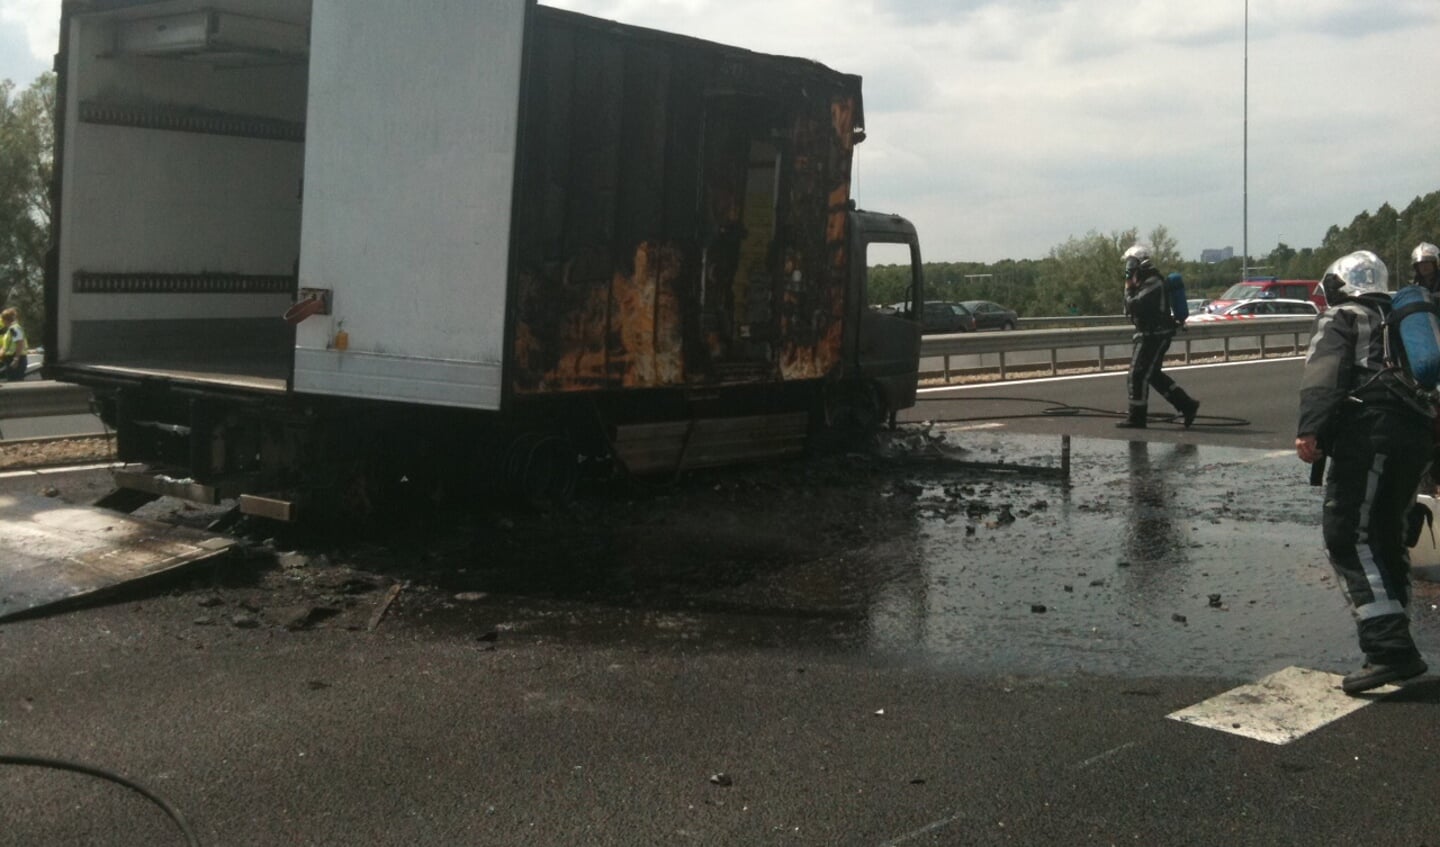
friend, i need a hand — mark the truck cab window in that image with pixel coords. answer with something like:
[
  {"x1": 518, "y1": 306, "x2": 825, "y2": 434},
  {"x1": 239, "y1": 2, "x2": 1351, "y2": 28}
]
[{"x1": 865, "y1": 242, "x2": 917, "y2": 313}]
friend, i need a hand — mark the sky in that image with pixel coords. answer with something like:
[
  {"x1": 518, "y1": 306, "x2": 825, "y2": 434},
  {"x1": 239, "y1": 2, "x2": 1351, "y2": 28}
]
[{"x1": 2, "y1": 0, "x2": 1436, "y2": 263}]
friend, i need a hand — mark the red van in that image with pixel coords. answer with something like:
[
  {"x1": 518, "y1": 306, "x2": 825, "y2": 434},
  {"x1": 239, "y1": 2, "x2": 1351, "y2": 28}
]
[{"x1": 1206, "y1": 278, "x2": 1325, "y2": 314}]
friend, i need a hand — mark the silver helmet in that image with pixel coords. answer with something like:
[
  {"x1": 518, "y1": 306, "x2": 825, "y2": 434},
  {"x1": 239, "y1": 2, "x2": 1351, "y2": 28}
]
[
  {"x1": 1122, "y1": 244, "x2": 1153, "y2": 277},
  {"x1": 1322, "y1": 250, "x2": 1389, "y2": 298},
  {"x1": 1412, "y1": 242, "x2": 1440, "y2": 269}
]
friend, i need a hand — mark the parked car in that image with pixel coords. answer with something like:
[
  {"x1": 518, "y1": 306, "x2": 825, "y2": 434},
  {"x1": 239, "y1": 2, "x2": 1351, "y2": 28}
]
[
  {"x1": 889, "y1": 301, "x2": 977, "y2": 334},
  {"x1": 1206, "y1": 279, "x2": 1325, "y2": 314},
  {"x1": 1189, "y1": 298, "x2": 1319, "y2": 322},
  {"x1": 959, "y1": 300, "x2": 1019, "y2": 331}
]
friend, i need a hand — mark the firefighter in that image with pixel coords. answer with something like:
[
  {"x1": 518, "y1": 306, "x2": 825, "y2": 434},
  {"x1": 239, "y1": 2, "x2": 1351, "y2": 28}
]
[
  {"x1": 1412, "y1": 242, "x2": 1440, "y2": 292},
  {"x1": 1296, "y1": 250, "x2": 1432, "y2": 694},
  {"x1": 1117, "y1": 244, "x2": 1199, "y2": 429}
]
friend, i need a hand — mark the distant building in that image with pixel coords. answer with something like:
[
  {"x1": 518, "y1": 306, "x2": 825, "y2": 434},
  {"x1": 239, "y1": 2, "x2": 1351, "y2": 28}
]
[{"x1": 1201, "y1": 247, "x2": 1235, "y2": 264}]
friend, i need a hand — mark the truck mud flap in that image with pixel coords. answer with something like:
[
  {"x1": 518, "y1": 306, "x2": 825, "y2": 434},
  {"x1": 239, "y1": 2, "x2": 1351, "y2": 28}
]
[{"x1": 0, "y1": 495, "x2": 235, "y2": 621}]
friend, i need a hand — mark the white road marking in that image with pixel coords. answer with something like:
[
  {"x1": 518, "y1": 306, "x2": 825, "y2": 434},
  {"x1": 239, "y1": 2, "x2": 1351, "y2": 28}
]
[
  {"x1": 877, "y1": 812, "x2": 967, "y2": 846},
  {"x1": 919, "y1": 356, "x2": 1304, "y2": 394},
  {"x1": 1074, "y1": 741, "x2": 1139, "y2": 770},
  {"x1": 1167, "y1": 665, "x2": 1398, "y2": 744},
  {"x1": 0, "y1": 462, "x2": 123, "y2": 480}
]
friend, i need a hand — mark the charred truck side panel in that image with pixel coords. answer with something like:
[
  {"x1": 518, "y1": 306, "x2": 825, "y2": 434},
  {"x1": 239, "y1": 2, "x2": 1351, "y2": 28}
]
[{"x1": 47, "y1": 0, "x2": 923, "y2": 519}]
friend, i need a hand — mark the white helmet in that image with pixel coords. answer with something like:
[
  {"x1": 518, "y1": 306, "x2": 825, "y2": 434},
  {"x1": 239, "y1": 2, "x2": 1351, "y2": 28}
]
[
  {"x1": 1122, "y1": 244, "x2": 1153, "y2": 276},
  {"x1": 1322, "y1": 250, "x2": 1389, "y2": 299},
  {"x1": 1412, "y1": 242, "x2": 1440, "y2": 268}
]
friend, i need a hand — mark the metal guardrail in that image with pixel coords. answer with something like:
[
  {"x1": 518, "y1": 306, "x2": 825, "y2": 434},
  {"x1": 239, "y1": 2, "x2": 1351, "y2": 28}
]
[
  {"x1": 920, "y1": 316, "x2": 1315, "y2": 381},
  {"x1": 0, "y1": 380, "x2": 93, "y2": 420},
  {"x1": 1016, "y1": 315, "x2": 1130, "y2": 330},
  {"x1": 0, "y1": 318, "x2": 1315, "y2": 429}
]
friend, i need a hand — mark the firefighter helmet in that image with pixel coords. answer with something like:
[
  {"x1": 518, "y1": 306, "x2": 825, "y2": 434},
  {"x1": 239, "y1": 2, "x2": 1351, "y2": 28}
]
[
  {"x1": 1321, "y1": 250, "x2": 1389, "y2": 300},
  {"x1": 1122, "y1": 244, "x2": 1154, "y2": 277}
]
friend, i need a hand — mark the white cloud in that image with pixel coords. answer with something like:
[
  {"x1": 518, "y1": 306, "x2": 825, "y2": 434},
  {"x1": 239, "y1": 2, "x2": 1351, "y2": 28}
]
[
  {"x1": 0, "y1": 0, "x2": 58, "y2": 63},
  {"x1": 1, "y1": 0, "x2": 1435, "y2": 263},
  {"x1": 549, "y1": 0, "x2": 1440, "y2": 261}
]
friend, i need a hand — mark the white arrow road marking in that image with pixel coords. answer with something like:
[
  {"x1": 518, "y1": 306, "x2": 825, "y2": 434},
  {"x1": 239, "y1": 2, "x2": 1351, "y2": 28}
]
[{"x1": 1167, "y1": 665, "x2": 1399, "y2": 744}]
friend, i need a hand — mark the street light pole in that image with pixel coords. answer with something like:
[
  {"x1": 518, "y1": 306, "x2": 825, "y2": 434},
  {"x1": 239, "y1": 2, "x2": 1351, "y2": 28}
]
[
  {"x1": 1242, "y1": 0, "x2": 1249, "y2": 283},
  {"x1": 1396, "y1": 216, "x2": 1403, "y2": 276}
]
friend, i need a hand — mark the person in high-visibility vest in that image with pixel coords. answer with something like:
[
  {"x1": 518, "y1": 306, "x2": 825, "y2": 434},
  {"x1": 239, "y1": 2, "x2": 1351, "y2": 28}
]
[{"x1": 0, "y1": 307, "x2": 28, "y2": 382}]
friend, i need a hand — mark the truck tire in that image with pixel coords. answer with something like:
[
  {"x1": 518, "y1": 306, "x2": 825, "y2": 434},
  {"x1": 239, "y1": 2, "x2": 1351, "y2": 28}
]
[
  {"x1": 504, "y1": 431, "x2": 578, "y2": 509},
  {"x1": 820, "y1": 382, "x2": 886, "y2": 451}
]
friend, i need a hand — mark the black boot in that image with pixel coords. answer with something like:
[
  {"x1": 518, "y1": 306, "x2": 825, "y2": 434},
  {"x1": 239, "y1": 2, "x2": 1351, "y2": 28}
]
[
  {"x1": 1115, "y1": 413, "x2": 1147, "y2": 429},
  {"x1": 1168, "y1": 392, "x2": 1199, "y2": 428},
  {"x1": 1341, "y1": 656, "x2": 1427, "y2": 694},
  {"x1": 1179, "y1": 398, "x2": 1200, "y2": 428}
]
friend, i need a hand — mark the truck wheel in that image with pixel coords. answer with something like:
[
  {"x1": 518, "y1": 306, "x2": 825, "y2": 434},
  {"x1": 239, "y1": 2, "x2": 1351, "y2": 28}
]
[
  {"x1": 827, "y1": 382, "x2": 885, "y2": 441},
  {"x1": 505, "y1": 432, "x2": 578, "y2": 509}
]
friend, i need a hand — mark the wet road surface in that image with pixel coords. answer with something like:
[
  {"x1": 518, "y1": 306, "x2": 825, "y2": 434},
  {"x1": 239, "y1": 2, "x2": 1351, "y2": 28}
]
[
  {"x1": 412, "y1": 429, "x2": 1437, "y2": 682},
  {"x1": 5, "y1": 359, "x2": 1440, "y2": 845}
]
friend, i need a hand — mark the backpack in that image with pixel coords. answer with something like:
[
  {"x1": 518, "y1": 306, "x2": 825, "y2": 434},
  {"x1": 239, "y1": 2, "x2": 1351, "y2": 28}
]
[
  {"x1": 1164, "y1": 273, "x2": 1189, "y2": 323},
  {"x1": 1386, "y1": 284, "x2": 1440, "y2": 390}
]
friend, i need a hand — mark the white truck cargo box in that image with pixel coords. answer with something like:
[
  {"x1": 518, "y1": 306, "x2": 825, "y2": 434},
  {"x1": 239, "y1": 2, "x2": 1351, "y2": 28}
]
[{"x1": 293, "y1": 0, "x2": 528, "y2": 409}]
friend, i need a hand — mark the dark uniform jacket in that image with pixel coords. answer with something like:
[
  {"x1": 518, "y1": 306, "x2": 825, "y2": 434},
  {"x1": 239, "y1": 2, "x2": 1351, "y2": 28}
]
[
  {"x1": 1297, "y1": 294, "x2": 1432, "y2": 439},
  {"x1": 1124, "y1": 271, "x2": 1176, "y2": 333}
]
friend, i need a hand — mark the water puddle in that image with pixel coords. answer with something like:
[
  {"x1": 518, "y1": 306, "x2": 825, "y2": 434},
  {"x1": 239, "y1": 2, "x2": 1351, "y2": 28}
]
[{"x1": 413, "y1": 429, "x2": 1440, "y2": 679}]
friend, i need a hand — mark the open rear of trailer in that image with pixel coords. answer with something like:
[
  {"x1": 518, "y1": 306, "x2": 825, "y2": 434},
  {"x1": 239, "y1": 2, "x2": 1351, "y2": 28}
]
[{"x1": 47, "y1": 0, "x2": 923, "y2": 520}]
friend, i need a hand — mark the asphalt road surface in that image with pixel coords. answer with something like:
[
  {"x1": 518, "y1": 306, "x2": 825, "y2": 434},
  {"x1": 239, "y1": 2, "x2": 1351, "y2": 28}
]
[
  {"x1": 906, "y1": 356, "x2": 1305, "y2": 451},
  {"x1": 5, "y1": 355, "x2": 1440, "y2": 847}
]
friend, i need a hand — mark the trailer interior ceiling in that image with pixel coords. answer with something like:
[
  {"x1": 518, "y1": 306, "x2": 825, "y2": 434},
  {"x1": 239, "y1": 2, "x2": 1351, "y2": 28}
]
[{"x1": 55, "y1": 0, "x2": 313, "y2": 391}]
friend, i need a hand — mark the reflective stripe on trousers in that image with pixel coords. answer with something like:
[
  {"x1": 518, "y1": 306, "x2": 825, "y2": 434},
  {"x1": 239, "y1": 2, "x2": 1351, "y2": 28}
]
[
  {"x1": 1126, "y1": 330, "x2": 1184, "y2": 413},
  {"x1": 1322, "y1": 407, "x2": 1431, "y2": 662}
]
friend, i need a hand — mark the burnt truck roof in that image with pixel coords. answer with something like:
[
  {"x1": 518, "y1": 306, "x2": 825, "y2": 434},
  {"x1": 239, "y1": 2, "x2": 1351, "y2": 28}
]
[
  {"x1": 57, "y1": 1, "x2": 864, "y2": 117},
  {"x1": 535, "y1": 6, "x2": 863, "y2": 87},
  {"x1": 60, "y1": 1, "x2": 865, "y2": 130}
]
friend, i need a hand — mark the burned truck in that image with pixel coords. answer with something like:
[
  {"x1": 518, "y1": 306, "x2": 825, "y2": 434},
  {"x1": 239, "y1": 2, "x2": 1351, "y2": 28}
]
[{"x1": 46, "y1": 0, "x2": 924, "y2": 521}]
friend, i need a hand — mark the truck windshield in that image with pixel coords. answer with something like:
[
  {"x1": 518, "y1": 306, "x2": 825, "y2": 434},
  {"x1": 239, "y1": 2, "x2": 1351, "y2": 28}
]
[{"x1": 1220, "y1": 283, "x2": 1266, "y2": 300}]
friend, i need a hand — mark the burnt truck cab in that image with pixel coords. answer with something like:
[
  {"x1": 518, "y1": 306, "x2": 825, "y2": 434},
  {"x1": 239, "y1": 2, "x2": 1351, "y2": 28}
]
[
  {"x1": 46, "y1": 0, "x2": 923, "y2": 520},
  {"x1": 840, "y1": 208, "x2": 923, "y2": 428}
]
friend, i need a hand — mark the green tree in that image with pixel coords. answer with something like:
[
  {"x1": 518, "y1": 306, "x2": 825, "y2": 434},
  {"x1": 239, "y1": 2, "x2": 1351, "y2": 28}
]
[
  {"x1": 866, "y1": 188, "x2": 1440, "y2": 315},
  {"x1": 1144, "y1": 225, "x2": 1181, "y2": 269},
  {"x1": 865, "y1": 263, "x2": 911, "y2": 306},
  {"x1": 0, "y1": 72, "x2": 54, "y2": 336},
  {"x1": 1040, "y1": 228, "x2": 1138, "y2": 315}
]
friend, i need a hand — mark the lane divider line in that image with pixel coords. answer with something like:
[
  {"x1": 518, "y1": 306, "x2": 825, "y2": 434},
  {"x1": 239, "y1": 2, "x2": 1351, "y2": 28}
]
[
  {"x1": 1074, "y1": 741, "x2": 1139, "y2": 770},
  {"x1": 877, "y1": 812, "x2": 967, "y2": 847},
  {"x1": 0, "y1": 462, "x2": 124, "y2": 481},
  {"x1": 919, "y1": 356, "x2": 1305, "y2": 394}
]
